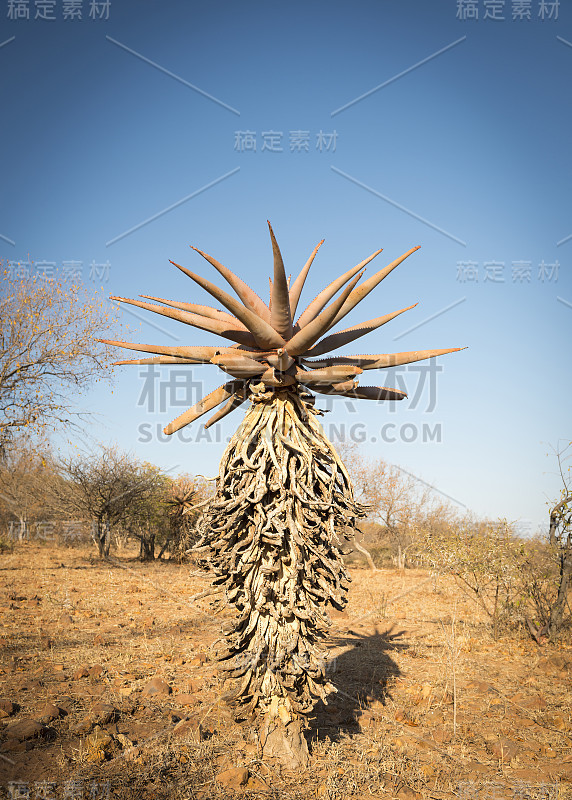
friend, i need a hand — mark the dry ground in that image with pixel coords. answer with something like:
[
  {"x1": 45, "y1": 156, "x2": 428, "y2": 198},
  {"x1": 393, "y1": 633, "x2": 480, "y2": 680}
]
[{"x1": 0, "y1": 543, "x2": 571, "y2": 800}]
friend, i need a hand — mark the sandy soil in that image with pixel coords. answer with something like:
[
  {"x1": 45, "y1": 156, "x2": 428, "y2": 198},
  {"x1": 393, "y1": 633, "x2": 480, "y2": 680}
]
[{"x1": 0, "y1": 543, "x2": 570, "y2": 799}]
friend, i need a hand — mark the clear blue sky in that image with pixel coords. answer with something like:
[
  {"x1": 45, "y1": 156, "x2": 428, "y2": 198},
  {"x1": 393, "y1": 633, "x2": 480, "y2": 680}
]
[{"x1": 1, "y1": 0, "x2": 570, "y2": 533}]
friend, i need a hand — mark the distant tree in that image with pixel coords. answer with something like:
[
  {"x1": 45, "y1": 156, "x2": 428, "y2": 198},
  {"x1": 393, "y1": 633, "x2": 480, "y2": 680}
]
[
  {"x1": 0, "y1": 435, "x2": 51, "y2": 541},
  {"x1": 0, "y1": 272, "x2": 119, "y2": 450},
  {"x1": 121, "y1": 469, "x2": 171, "y2": 560},
  {"x1": 419, "y1": 516, "x2": 523, "y2": 640},
  {"x1": 340, "y1": 444, "x2": 431, "y2": 569},
  {"x1": 521, "y1": 441, "x2": 572, "y2": 642},
  {"x1": 52, "y1": 445, "x2": 166, "y2": 558},
  {"x1": 545, "y1": 442, "x2": 572, "y2": 637},
  {"x1": 163, "y1": 474, "x2": 209, "y2": 560}
]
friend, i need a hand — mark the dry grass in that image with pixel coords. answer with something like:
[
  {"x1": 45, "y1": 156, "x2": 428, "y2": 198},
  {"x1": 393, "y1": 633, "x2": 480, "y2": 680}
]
[{"x1": 0, "y1": 543, "x2": 571, "y2": 799}]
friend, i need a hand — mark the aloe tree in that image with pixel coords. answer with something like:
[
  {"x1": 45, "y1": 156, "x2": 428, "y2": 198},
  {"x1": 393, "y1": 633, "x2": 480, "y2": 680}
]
[{"x1": 101, "y1": 222, "x2": 463, "y2": 765}]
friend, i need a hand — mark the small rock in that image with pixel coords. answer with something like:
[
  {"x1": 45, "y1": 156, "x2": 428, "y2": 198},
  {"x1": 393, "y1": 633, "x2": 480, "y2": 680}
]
[
  {"x1": 55, "y1": 696, "x2": 74, "y2": 713},
  {"x1": 430, "y1": 726, "x2": 451, "y2": 744},
  {"x1": 358, "y1": 709, "x2": 376, "y2": 728},
  {"x1": 549, "y1": 654, "x2": 569, "y2": 670},
  {"x1": 0, "y1": 700, "x2": 17, "y2": 718},
  {"x1": 545, "y1": 712, "x2": 569, "y2": 731},
  {"x1": 118, "y1": 698, "x2": 137, "y2": 715},
  {"x1": 520, "y1": 694, "x2": 547, "y2": 710},
  {"x1": 396, "y1": 788, "x2": 422, "y2": 800},
  {"x1": 538, "y1": 655, "x2": 570, "y2": 675},
  {"x1": 115, "y1": 733, "x2": 133, "y2": 749},
  {"x1": 488, "y1": 738, "x2": 520, "y2": 761},
  {"x1": 412, "y1": 682, "x2": 433, "y2": 704},
  {"x1": 85, "y1": 725, "x2": 115, "y2": 762},
  {"x1": 520, "y1": 747, "x2": 541, "y2": 761},
  {"x1": 418, "y1": 763, "x2": 437, "y2": 779},
  {"x1": 511, "y1": 768, "x2": 545, "y2": 782},
  {"x1": 90, "y1": 702, "x2": 117, "y2": 724},
  {"x1": 464, "y1": 699, "x2": 485, "y2": 713},
  {"x1": 173, "y1": 716, "x2": 203, "y2": 741},
  {"x1": 189, "y1": 678, "x2": 203, "y2": 692},
  {"x1": 557, "y1": 764, "x2": 572, "y2": 780},
  {"x1": 246, "y1": 776, "x2": 268, "y2": 791},
  {"x1": 70, "y1": 716, "x2": 93, "y2": 735},
  {"x1": 394, "y1": 734, "x2": 432, "y2": 753},
  {"x1": 86, "y1": 726, "x2": 113, "y2": 749},
  {"x1": 174, "y1": 693, "x2": 197, "y2": 706},
  {"x1": 5, "y1": 718, "x2": 49, "y2": 742},
  {"x1": 16, "y1": 678, "x2": 43, "y2": 692},
  {"x1": 509, "y1": 692, "x2": 547, "y2": 710},
  {"x1": 215, "y1": 767, "x2": 249, "y2": 790},
  {"x1": 124, "y1": 745, "x2": 142, "y2": 763},
  {"x1": 73, "y1": 666, "x2": 90, "y2": 680},
  {"x1": 37, "y1": 703, "x2": 63, "y2": 723},
  {"x1": 465, "y1": 680, "x2": 494, "y2": 694},
  {"x1": 0, "y1": 739, "x2": 33, "y2": 753},
  {"x1": 467, "y1": 761, "x2": 491, "y2": 775},
  {"x1": 423, "y1": 709, "x2": 444, "y2": 726},
  {"x1": 142, "y1": 676, "x2": 171, "y2": 698},
  {"x1": 213, "y1": 753, "x2": 231, "y2": 769},
  {"x1": 395, "y1": 708, "x2": 418, "y2": 726}
]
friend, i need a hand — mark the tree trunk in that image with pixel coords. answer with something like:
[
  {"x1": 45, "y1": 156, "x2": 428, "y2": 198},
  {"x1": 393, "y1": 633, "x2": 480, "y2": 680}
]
[
  {"x1": 396, "y1": 542, "x2": 404, "y2": 570},
  {"x1": 547, "y1": 493, "x2": 572, "y2": 636},
  {"x1": 139, "y1": 533, "x2": 155, "y2": 561},
  {"x1": 260, "y1": 697, "x2": 309, "y2": 769},
  {"x1": 17, "y1": 517, "x2": 27, "y2": 542},
  {"x1": 95, "y1": 520, "x2": 111, "y2": 558},
  {"x1": 354, "y1": 536, "x2": 377, "y2": 572},
  {"x1": 157, "y1": 535, "x2": 173, "y2": 560},
  {"x1": 550, "y1": 546, "x2": 572, "y2": 634}
]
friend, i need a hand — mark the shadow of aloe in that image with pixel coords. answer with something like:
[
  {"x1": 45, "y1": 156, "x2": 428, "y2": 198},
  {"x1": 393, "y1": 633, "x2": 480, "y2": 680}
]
[{"x1": 307, "y1": 624, "x2": 406, "y2": 744}]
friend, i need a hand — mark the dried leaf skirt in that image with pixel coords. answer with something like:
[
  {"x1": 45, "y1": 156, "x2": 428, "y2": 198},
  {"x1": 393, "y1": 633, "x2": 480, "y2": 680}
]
[{"x1": 196, "y1": 385, "x2": 367, "y2": 719}]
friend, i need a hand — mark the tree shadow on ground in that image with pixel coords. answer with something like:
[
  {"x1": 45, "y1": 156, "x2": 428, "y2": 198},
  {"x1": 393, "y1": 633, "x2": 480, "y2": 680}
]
[{"x1": 307, "y1": 624, "x2": 407, "y2": 746}]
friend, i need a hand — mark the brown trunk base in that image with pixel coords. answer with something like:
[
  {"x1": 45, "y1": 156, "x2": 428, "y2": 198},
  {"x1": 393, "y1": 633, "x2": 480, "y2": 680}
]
[{"x1": 261, "y1": 714, "x2": 309, "y2": 769}]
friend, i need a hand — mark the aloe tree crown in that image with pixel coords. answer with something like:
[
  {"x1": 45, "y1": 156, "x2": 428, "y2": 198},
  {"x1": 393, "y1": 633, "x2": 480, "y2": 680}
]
[{"x1": 100, "y1": 222, "x2": 464, "y2": 432}]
